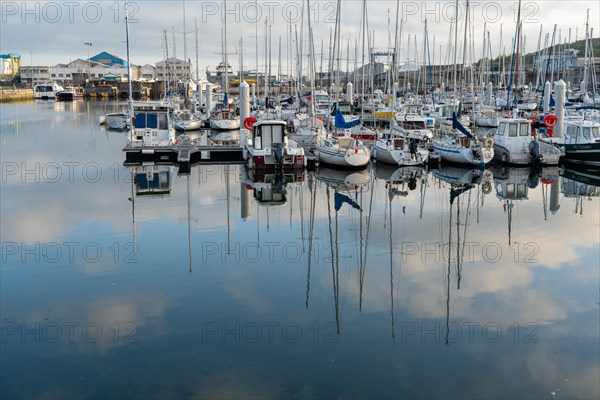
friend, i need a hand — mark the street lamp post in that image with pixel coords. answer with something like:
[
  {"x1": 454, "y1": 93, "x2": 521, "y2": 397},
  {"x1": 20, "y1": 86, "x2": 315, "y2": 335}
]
[{"x1": 84, "y1": 42, "x2": 92, "y2": 83}]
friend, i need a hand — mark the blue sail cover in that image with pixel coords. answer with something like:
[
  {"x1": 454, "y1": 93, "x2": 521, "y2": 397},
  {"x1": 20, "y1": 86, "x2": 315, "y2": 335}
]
[
  {"x1": 452, "y1": 112, "x2": 474, "y2": 140},
  {"x1": 334, "y1": 108, "x2": 361, "y2": 129},
  {"x1": 334, "y1": 192, "x2": 361, "y2": 211},
  {"x1": 223, "y1": 92, "x2": 229, "y2": 105}
]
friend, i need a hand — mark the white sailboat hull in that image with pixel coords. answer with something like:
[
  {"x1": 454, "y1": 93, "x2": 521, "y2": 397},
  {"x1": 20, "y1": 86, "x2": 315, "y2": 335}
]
[
  {"x1": 210, "y1": 118, "x2": 240, "y2": 130},
  {"x1": 433, "y1": 139, "x2": 494, "y2": 166},
  {"x1": 373, "y1": 141, "x2": 429, "y2": 166},
  {"x1": 316, "y1": 146, "x2": 370, "y2": 167}
]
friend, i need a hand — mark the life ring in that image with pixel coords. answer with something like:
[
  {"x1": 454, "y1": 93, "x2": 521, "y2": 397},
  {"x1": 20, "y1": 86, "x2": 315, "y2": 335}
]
[
  {"x1": 244, "y1": 116, "x2": 257, "y2": 130},
  {"x1": 484, "y1": 137, "x2": 494, "y2": 149},
  {"x1": 482, "y1": 181, "x2": 492, "y2": 194},
  {"x1": 543, "y1": 114, "x2": 558, "y2": 127}
]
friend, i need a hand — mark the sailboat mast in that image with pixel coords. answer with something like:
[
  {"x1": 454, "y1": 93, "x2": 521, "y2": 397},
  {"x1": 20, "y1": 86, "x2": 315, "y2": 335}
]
[
  {"x1": 182, "y1": 0, "x2": 187, "y2": 78},
  {"x1": 195, "y1": 18, "x2": 199, "y2": 82},
  {"x1": 125, "y1": 0, "x2": 132, "y2": 112},
  {"x1": 223, "y1": 0, "x2": 228, "y2": 93}
]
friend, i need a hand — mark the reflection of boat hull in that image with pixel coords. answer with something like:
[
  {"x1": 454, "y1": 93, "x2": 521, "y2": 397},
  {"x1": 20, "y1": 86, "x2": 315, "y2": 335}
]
[
  {"x1": 374, "y1": 163, "x2": 426, "y2": 183},
  {"x1": 433, "y1": 165, "x2": 489, "y2": 186},
  {"x1": 243, "y1": 168, "x2": 305, "y2": 206},
  {"x1": 560, "y1": 163, "x2": 600, "y2": 188},
  {"x1": 133, "y1": 165, "x2": 172, "y2": 196},
  {"x1": 315, "y1": 167, "x2": 370, "y2": 190}
]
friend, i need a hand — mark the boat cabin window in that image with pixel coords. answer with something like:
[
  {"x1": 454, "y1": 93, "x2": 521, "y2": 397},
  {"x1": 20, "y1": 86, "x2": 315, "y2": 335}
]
[
  {"x1": 508, "y1": 124, "x2": 518, "y2": 137},
  {"x1": 506, "y1": 183, "x2": 515, "y2": 197},
  {"x1": 581, "y1": 127, "x2": 599, "y2": 139},
  {"x1": 566, "y1": 125, "x2": 578, "y2": 137},
  {"x1": 519, "y1": 123, "x2": 529, "y2": 136},
  {"x1": 158, "y1": 113, "x2": 168, "y2": 129},
  {"x1": 497, "y1": 123, "x2": 506, "y2": 136},
  {"x1": 517, "y1": 184, "x2": 526, "y2": 197}
]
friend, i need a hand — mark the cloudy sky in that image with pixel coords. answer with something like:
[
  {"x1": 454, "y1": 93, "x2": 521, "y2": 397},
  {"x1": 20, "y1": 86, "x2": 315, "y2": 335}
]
[{"x1": 1, "y1": 0, "x2": 598, "y2": 74}]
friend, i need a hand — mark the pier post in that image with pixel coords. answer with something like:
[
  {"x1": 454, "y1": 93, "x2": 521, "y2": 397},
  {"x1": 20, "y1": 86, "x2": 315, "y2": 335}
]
[
  {"x1": 543, "y1": 81, "x2": 551, "y2": 113},
  {"x1": 346, "y1": 82, "x2": 353, "y2": 103},
  {"x1": 553, "y1": 80, "x2": 566, "y2": 138},
  {"x1": 197, "y1": 80, "x2": 203, "y2": 108},
  {"x1": 239, "y1": 81, "x2": 250, "y2": 151},
  {"x1": 205, "y1": 83, "x2": 213, "y2": 120}
]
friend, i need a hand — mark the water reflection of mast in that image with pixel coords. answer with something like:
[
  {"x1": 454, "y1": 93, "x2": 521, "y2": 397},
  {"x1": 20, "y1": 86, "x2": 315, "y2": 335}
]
[
  {"x1": 388, "y1": 184, "x2": 396, "y2": 340},
  {"x1": 359, "y1": 177, "x2": 375, "y2": 312},
  {"x1": 445, "y1": 184, "x2": 472, "y2": 346},
  {"x1": 129, "y1": 167, "x2": 136, "y2": 248},
  {"x1": 306, "y1": 173, "x2": 317, "y2": 308},
  {"x1": 187, "y1": 171, "x2": 192, "y2": 272},
  {"x1": 226, "y1": 165, "x2": 231, "y2": 255},
  {"x1": 327, "y1": 186, "x2": 341, "y2": 334}
]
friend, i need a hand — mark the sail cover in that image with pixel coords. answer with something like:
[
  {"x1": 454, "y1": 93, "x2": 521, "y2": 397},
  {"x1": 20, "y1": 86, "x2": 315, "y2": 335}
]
[{"x1": 334, "y1": 108, "x2": 361, "y2": 129}]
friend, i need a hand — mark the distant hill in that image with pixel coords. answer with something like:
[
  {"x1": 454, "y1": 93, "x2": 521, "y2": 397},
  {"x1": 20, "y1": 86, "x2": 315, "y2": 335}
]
[{"x1": 480, "y1": 38, "x2": 600, "y2": 66}]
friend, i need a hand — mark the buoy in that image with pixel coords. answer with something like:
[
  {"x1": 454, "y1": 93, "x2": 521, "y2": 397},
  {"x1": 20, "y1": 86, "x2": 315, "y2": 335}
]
[
  {"x1": 244, "y1": 116, "x2": 257, "y2": 130},
  {"x1": 543, "y1": 114, "x2": 558, "y2": 127}
]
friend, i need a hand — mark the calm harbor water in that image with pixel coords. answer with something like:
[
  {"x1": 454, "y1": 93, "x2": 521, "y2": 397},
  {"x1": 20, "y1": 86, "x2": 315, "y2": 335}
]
[{"x1": 1, "y1": 101, "x2": 599, "y2": 399}]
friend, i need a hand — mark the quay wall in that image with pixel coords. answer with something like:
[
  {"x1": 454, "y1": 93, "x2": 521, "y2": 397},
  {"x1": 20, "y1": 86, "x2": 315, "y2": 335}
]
[{"x1": 0, "y1": 88, "x2": 34, "y2": 103}]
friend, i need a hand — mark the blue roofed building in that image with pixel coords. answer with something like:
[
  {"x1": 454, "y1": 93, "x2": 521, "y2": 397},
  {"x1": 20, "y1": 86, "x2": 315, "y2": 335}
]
[{"x1": 89, "y1": 51, "x2": 128, "y2": 67}]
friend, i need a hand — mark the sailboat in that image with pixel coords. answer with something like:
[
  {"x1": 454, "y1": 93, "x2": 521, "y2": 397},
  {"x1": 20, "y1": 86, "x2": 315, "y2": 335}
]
[
  {"x1": 315, "y1": 135, "x2": 371, "y2": 168},
  {"x1": 373, "y1": 119, "x2": 429, "y2": 166},
  {"x1": 432, "y1": 114, "x2": 495, "y2": 166},
  {"x1": 106, "y1": 1, "x2": 134, "y2": 131},
  {"x1": 209, "y1": 0, "x2": 240, "y2": 131}
]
